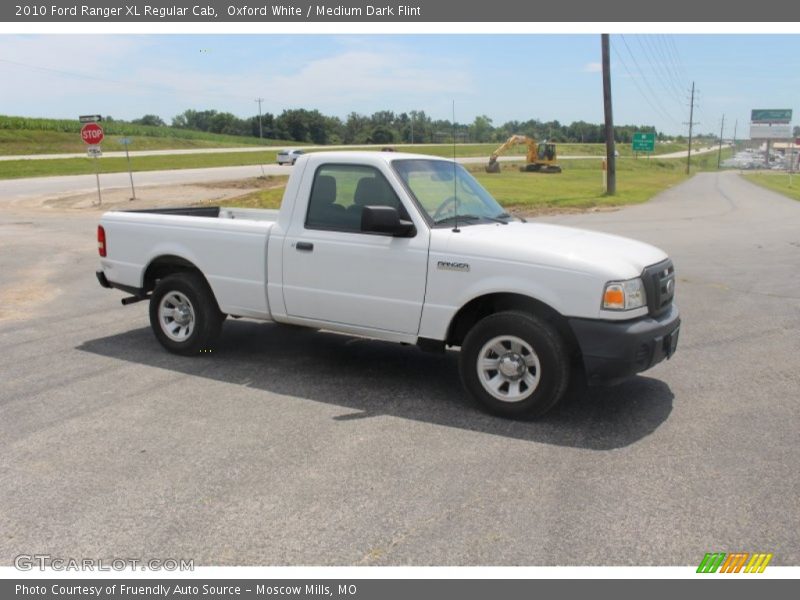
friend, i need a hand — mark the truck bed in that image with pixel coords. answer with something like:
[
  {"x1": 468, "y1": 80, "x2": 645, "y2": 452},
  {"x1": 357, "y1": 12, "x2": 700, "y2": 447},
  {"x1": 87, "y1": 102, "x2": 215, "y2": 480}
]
[{"x1": 99, "y1": 206, "x2": 277, "y2": 319}]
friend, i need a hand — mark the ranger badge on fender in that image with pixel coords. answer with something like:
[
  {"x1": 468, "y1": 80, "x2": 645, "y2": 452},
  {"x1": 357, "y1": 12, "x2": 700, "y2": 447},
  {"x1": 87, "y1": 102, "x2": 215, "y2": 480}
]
[{"x1": 437, "y1": 261, "x2": 470, "y2": 272}]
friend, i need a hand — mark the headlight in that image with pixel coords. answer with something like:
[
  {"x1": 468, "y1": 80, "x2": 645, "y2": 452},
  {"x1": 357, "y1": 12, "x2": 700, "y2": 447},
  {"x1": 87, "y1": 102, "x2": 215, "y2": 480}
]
[{"x1": 603, "y1": 277, "x2": 647, "y2": 310}]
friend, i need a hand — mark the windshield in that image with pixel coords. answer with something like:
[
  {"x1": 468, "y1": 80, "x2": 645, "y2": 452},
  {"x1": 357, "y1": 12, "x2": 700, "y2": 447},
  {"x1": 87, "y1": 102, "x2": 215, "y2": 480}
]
[{"x1": 392, "y1": 159, "x2": 510, "y2": 225}]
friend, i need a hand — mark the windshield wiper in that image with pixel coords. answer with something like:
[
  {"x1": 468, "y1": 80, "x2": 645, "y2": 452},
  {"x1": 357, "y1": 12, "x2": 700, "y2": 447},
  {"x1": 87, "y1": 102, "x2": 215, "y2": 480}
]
[{"x1": 433, "y1": 214, "x2": 482, "y2": 225}]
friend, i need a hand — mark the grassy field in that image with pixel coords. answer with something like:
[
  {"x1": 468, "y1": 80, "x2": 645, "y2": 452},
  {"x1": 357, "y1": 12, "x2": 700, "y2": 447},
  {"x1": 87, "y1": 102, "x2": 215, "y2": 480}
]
[
  {"x1": 281, "y1": 141, "x2": 690, "y2": 159},
  {"x1": 220, "y1": 149, "x2": 733, "y2": 212},
  {"x1": 0, "y1": 141, "x2": 707, "y2": 181},
  {"x1": 0, "y1": 129, "x2": 284, "y2": 156},
  {"x1": 0, "y1": 115, "x2": 287, "y2": 155},
  {"x1": 741, "y1": 172, "x2": 800, "y2": 202},
  {"x1": 0, "y1": 150, "x2": 284, "y2": 180}
]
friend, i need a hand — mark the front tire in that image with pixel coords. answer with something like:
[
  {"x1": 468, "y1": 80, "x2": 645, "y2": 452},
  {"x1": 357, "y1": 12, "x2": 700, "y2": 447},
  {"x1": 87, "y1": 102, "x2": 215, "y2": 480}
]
[
  {"x1": 149, "y1": 272, "x2": 225, "y2": 356},
  {"x1": 459, "y1": 311, "x2": 570, "y2": 419}
]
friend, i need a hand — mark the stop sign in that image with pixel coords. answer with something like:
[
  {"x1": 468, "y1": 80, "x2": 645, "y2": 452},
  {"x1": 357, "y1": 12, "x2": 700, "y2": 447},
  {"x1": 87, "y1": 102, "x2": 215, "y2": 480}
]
[{"x1": 81, "y1": 123, "x2": 104, "y2": 145}]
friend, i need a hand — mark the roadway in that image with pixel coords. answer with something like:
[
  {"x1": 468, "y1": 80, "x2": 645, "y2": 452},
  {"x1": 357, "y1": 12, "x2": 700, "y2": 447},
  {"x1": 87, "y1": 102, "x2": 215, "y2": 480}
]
[
  {"x1": 0, "y1": 143, "x2": 719, "y2": 162},
  {"x1": 2, "y1": 146, "x2": 722, "y2": 204},
  {"x1": 0, "y1": 171, "x2": 797, "y2": 565}
]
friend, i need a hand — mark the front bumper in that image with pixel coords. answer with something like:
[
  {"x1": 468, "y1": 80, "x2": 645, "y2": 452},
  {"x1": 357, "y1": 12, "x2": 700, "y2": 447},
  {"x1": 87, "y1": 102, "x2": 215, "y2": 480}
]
[{"x1": 568, "y1": 304, "x2": 680, "y2": 384}]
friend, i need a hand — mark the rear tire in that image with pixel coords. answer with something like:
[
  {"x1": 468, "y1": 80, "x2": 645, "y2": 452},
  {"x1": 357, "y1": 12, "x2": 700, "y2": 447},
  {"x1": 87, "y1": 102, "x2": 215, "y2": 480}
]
[
  {"x1": 149, "y1": 272, "x2": 225, "y2": 356},
  {"x1": 459, "y1": 311, "x2": 570, "y2": 419}
]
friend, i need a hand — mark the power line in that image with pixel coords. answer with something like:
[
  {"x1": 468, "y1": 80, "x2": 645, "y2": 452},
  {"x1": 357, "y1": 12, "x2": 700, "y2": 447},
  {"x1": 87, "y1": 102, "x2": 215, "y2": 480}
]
[
  {"x1": 656, "y1": 35, "x2": 690, "y2": 99},
  {"x1": 618, "y1": 35, "x2": 682, "y2": 128},
  {"x1": 642, "y1": 35, "x2": 688, "y2": 106},
  {"x1": 611, "y1": 38, "x2": 682, "y2": 130}
]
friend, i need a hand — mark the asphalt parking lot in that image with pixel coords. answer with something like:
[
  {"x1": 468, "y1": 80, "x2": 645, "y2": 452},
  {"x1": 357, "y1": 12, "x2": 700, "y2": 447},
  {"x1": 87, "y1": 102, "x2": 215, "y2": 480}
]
[{"x1": 1, "y1": 171, "x2": 798, "y2": 566}]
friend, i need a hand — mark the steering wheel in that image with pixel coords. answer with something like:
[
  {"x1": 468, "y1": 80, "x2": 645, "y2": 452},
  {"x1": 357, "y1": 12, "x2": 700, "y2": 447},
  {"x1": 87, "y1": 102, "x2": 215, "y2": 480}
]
[{"x1": 432, "y1": 196, "x2": 461, "y2": 221}]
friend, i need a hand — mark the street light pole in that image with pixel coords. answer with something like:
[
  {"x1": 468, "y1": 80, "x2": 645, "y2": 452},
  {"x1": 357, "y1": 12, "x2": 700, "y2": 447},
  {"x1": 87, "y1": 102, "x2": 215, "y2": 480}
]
[{"x1": 255, "y1": 97, "x2": 264, "y2": 139}]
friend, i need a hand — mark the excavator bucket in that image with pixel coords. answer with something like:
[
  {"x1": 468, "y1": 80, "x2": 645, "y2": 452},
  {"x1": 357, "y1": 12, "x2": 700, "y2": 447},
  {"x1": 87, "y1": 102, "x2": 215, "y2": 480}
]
[{"x1": 485, "y1": 161, "x2": 501, "y2": 173}]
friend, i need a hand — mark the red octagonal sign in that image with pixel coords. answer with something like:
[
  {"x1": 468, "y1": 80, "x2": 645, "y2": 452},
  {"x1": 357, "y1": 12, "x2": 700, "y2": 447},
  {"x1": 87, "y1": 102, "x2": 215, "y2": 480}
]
[{"x1": 81, "y1": 122, "x2": 104, "y2": 145}]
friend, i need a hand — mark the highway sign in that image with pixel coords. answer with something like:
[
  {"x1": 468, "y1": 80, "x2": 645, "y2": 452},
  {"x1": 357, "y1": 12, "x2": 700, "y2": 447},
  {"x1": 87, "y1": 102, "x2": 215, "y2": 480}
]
[
  {"x1": 81, "y1": 123, "x2": 104, "y2": 145},
  {"x1": 751, "y1": 109, "x2": 792, "y2": 123},
  {"x1": 632, "y1": 131, "x2": 656, "y2": 152},
  {"x1": 87, "y1": 145, "x2": 102, "y2": 158},
  {"x1": 79, "y1": 114, "x2": 102, "y2": 123}
]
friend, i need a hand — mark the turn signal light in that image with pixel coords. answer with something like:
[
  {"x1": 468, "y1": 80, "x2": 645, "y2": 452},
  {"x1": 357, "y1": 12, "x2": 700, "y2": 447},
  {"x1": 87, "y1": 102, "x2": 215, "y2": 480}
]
[
  {"x1": 97, "y1": 225, "x2": 106, "y2": 257},
  {"x1": 603, "y1": 285, "x2": 625, "y2": 309}
]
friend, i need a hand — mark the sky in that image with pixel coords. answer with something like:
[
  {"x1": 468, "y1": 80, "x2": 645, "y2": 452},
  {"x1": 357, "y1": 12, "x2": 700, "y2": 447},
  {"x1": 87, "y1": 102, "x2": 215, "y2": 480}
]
[{"x1": 0, "y1": 34, "x2": 798, "y2": 137}]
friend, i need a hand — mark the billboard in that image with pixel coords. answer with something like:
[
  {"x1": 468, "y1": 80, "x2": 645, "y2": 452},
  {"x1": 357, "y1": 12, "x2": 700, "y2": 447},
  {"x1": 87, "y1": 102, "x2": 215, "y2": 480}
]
[
  {"x1": 750, "y1": 123, "x2": 792, "y2": 139},
  {"x1": 751, "y1": 109, "x2": 792, "y2": 123}
]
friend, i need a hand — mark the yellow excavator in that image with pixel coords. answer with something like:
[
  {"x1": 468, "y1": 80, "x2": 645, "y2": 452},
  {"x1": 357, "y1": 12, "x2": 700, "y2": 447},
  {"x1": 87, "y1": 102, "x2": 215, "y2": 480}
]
[{"x1": 485, "y1": 134, "x2": 562, "y2": 173}]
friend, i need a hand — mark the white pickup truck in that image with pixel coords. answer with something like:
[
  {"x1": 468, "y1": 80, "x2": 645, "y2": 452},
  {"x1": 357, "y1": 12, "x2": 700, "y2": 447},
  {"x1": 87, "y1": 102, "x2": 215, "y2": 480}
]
[{"x1": 96, "y1": 151, "x2": 679, "y2": 418}]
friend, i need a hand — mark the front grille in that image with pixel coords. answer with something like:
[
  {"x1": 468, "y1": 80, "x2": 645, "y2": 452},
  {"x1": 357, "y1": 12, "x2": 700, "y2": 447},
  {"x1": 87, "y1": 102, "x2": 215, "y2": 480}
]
[{"x1": 642, "y1": 259, "x2": 675, "y2": 317}]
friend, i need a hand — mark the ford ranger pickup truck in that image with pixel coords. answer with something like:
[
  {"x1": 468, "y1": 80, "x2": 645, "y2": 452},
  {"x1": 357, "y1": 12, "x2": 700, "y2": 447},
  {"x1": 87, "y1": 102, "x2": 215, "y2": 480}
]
[{"x1": 96, "y1": 151, "x2": 680, "y2": 418}]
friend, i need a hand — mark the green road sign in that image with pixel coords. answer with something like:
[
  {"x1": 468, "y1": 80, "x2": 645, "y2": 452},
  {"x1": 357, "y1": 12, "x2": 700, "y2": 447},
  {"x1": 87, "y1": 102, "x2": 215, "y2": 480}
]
[
  {"x1": 751, "y1": 109, "x2": 792, "y2": 123},
  {"x1": 632, "y1": 132, "x2": 655, "y2": 152}
]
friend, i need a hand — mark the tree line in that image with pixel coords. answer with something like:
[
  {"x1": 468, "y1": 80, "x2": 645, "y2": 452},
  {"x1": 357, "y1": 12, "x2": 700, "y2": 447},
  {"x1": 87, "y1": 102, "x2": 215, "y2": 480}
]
[{"x1": 130, "y1": 109, "x2": 668, "y2": 145}]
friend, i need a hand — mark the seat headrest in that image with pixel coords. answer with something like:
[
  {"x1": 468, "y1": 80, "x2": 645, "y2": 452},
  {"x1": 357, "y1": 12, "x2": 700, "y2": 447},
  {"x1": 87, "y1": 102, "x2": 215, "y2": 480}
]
[
  {"x1": 354, "y1": 177, "x2": 389, "y2": 207},
  {"x1": 311, "y1": 175, "x2": 337, "y2": 205}
]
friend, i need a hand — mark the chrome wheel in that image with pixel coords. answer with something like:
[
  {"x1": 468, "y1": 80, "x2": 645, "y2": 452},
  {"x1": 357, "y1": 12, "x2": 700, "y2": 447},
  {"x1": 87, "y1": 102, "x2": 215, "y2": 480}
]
[
  {"x1": 476, "y1": 335, "x2": 541, "y2": 403},
  {"x1": 158, "y1": 291, "x2": 196, "y2": 342}
]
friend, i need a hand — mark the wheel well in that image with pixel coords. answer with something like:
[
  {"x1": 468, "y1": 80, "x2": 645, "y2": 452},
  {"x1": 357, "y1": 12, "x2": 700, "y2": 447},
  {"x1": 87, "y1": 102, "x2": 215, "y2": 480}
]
[
  {"x1": 446, "y1": 293, "x2": 580, "y2": 357},
  {"x1": 143, "y1": 255, "x2": 204, "y2": 293}
]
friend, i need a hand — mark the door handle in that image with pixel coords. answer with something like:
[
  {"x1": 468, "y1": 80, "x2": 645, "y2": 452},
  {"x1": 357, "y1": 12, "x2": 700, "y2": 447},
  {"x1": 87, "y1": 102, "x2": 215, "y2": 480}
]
[{"x1": 296, "y1": 241, "x2": 314, "y2": 251}]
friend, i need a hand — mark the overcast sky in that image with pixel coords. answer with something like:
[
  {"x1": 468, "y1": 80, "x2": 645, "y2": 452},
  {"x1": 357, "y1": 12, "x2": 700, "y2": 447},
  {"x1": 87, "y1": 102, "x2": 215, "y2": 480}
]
[{"x1": 0, "y1": 34, "x2": 797, "y2": 136}]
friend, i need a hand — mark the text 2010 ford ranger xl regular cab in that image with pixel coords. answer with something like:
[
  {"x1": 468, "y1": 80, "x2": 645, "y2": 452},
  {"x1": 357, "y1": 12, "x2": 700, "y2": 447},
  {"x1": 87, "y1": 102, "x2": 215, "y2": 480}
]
[{"x1": 96, "y1": 151, "x2": 680, "y2": 418}]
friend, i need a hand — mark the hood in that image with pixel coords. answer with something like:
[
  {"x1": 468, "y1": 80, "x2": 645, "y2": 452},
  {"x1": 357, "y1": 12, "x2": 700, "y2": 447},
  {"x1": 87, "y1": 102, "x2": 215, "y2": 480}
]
[{"x1": 431, "y1": 221, "x2": 667, "y2": 280}]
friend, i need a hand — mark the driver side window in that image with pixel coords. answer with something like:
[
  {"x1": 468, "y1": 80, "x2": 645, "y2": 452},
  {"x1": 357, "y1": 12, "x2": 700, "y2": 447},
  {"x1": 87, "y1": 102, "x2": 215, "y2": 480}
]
[{"x1": 305, "y1": 164, "x2": 408, "y2": 232}]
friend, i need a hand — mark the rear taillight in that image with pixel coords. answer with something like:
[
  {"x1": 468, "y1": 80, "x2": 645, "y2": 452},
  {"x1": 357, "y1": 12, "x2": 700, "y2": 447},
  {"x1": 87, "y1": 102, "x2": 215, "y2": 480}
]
[{"x1": 97, "y1": 225, "x2": 106, "y2": 257}]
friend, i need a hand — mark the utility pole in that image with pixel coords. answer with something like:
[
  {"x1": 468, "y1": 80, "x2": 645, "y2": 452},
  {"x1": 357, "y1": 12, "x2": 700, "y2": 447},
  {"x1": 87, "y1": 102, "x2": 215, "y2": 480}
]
[
  {"x1": 601, "y1": 34, "x2": 616, "y2": 195},
  {"x1": 717, "y1": 114, "x2": 725, "y2": 169},
  {"x1": 685, "y1": 81, "x2": 696, "y2": 175},
  {"x1": 732, "y1": 119, "x2": 737, "y2": 151},
  {"x1": 255, "y1": 98, "x2": 264, "y2": 139}
]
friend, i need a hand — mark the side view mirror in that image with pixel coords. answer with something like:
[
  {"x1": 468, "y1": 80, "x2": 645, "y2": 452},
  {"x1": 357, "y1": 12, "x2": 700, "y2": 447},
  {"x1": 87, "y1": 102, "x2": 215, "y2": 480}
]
[{"x1": 361, "y1": 206, "x2": 416, "y2": 237}]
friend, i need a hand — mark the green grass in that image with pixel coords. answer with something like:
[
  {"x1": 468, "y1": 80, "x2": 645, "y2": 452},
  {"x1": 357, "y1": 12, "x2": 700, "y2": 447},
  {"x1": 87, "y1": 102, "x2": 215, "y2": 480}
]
[
  {"x1": 0, "y1": 129, "x2": 285, "y2": 156},
  {"x1": 0, "y1": 150, "x2": 282, "y2": 179},
  {"x1": 220, "y1": 150, "x2": 734, "y2": 212},
  {"x1": 217, "y1": 182, "x2": 288, "y2": 209},
  {"x1": 742, "y1": 172, "x2": 800, "y2": 201},
  {"x1": 354, "y1": 141, "x2": 689, "y2": 158},
  {"x1": 469, "y1": 159, "x2": 684, "y2": 210},
  {"x1": 0, "y1": 114, "x2": 296, "y2": 156},
  {"x1": 0, "y1": 115, "x2": 289, "y2": 150}
]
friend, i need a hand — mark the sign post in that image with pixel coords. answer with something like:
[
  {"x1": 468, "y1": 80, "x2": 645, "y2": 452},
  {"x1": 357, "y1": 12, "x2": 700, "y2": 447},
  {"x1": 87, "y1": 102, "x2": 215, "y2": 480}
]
[
  {"x1": 119, "y1": 137, "x2": 136, "y2": 200},
  {"x1": 80, "y1": 118, "x2": 104, "y2": 206},
  {"x1": 601, "y1": 158, "x2": 607, "y2": 190}
]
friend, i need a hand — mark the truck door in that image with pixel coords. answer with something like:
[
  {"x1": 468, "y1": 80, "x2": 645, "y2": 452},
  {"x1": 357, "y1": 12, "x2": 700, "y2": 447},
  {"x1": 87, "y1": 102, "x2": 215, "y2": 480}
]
[{"x1": 281, "y1": 163, "x2": 429, "y2": 335}]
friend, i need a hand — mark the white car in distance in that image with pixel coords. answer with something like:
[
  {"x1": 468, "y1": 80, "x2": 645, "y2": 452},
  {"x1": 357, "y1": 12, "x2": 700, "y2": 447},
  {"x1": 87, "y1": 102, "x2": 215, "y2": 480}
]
[{"x1": 276, "y1": 148, "x2": 305, "y2": 165}]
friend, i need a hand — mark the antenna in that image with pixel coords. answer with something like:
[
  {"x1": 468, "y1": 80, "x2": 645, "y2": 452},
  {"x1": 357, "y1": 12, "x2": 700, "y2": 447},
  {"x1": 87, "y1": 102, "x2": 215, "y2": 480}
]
[{"x1": 451, "y1": 100, "x2": 460, "y2": 233}]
